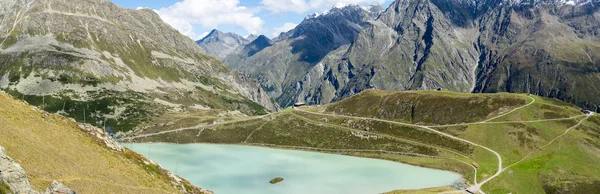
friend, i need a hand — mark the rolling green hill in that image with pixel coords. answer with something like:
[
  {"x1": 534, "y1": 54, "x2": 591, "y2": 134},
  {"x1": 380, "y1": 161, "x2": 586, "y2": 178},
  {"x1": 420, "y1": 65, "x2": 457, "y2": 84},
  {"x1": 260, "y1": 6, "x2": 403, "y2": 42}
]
[{"x1": 127, "y1": 89, "x2": 600, "y2": 193}]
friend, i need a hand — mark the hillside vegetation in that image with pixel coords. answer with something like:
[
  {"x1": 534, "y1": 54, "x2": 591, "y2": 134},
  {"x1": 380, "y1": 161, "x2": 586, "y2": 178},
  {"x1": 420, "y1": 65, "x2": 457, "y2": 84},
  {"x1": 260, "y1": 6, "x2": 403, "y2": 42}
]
[
  {"x1": 127, "y1": 90, "x2": 600, "y2": 193},
  {"x1": 321, "y1": 90, "x2": 528, "y2": 125},
  {"x1": 0, "y1": 0, "x2": 274, "y2": 134},
  {"x1": 0, "y1": 91, "x2": 208, "y2": 194}
]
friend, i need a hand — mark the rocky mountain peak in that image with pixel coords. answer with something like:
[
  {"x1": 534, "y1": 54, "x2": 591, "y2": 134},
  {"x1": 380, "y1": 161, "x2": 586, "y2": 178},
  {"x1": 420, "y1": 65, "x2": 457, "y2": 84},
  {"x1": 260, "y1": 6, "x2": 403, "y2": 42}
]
[
  {"x1": 199, "y1": 29, "x2": 247, "y2": 44},
  {"x1": 242, "y1": 35, "x2": 273, "y2": 57},
  {"x1": 309, "y1": 4, "x2": 384, "y2": 21},
  {"x1": 276, "y1": 3, "x2": 384, "y2": 44},
  {"x1": 196, "y1": 29, "x2": 253, "y2": 60},
  {"x1": 246, "y1": 34, "x2": 259, "y2": 42}
]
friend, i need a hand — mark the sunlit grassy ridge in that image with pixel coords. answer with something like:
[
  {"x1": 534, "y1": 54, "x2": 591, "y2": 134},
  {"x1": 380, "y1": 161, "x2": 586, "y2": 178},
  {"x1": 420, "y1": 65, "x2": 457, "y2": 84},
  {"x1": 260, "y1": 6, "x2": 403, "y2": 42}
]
[
  {"x1": 321, "y1": 90, "x2": 527, "y2": 125},
  {"x1": 129, "y1": 90, "x2": 600, "y2": 193},
  {"x1": 0, "y1": 92, "x2": 205, "y2": 194}
]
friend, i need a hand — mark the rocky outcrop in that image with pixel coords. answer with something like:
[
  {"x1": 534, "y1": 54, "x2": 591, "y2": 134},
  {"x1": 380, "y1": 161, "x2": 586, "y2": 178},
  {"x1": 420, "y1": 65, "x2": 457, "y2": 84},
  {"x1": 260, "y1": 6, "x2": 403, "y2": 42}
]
[
  {"x1": 0, "y1": 146, "x2": 77, "y2": 194},
  {"x1": 77, "y1": 122, "x2": 124, "y2": 151},
  {"x1": 45, "y1": 181, "x2": 76, "y2": 194},
  {"x1": 0, "y1": 146, "x2": 35, "y2": 194}
]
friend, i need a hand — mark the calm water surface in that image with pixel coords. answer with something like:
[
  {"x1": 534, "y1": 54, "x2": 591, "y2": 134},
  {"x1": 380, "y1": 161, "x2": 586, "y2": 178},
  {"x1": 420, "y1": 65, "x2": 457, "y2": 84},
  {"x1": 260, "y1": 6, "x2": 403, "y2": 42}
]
[{"x1": 127, "y1": 143, "x2": 460, "y2": 194}]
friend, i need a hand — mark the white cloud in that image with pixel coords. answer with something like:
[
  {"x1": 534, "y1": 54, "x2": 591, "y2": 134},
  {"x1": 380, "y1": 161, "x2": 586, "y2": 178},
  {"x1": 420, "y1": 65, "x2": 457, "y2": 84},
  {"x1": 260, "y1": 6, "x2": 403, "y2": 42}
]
[
  {"x1": 198, "y1": 31, "x2": 210, "y2": 40},
  {"x1": 157, "y1": 0, "x2": 264, "y2": 40},
  {"x1": 272, "y1": 23, "x2": 298, "y2": 37},
  {"x1": 261, "y1": 0, "x2": 386, "y2": 13},
  {"x1": 261, "y1": 0, "x2": 311, "y2": 13}
]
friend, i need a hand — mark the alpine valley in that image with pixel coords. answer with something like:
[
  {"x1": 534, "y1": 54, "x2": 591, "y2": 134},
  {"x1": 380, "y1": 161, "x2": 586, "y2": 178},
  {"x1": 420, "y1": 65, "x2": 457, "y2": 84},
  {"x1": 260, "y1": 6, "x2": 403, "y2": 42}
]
[{"x1": 1, "y1": 0, "x2": 600, "y2": 194}]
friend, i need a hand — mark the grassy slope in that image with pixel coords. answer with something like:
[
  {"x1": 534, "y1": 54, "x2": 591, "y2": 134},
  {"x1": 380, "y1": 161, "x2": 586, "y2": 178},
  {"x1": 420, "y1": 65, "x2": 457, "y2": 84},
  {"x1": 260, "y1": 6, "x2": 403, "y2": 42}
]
[
  {"x1": 0, "y1": 92, "x2": 203, "y2": 194},
  {"x1": 321, "y1": 90, "x2": 527, "y2": 125},
  {"x1": 131, "y1": 90, "x2": 600, "y2": 193}
]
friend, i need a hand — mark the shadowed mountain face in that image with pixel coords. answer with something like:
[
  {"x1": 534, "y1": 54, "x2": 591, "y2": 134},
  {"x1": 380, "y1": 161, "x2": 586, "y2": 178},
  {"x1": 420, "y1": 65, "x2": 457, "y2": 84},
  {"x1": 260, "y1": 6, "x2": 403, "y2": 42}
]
[
  {"x1": 224, "y1": 5, "x2": 385, "y2": 107},
  {"x1": 224, "y1": 0, "x2": 600, "y2": 111},
  {"x1": 0, "y1": 0, "x2": 276, "y2": 132}
]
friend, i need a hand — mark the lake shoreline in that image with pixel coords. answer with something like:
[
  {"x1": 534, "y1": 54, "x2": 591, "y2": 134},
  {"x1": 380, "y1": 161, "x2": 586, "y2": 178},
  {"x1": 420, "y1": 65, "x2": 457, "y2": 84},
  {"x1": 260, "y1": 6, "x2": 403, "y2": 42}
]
[{"x1": 125, "y1": 142, "x2": 464, "y2": 194}]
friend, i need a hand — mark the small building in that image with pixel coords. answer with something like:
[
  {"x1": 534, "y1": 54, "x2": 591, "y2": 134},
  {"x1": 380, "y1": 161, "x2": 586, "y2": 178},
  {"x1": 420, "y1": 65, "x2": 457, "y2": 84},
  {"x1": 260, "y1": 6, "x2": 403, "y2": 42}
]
[
  {"x1": 582, "y1": 109, "x2": 593, "y2": 115},
  {"x1": 437, "y1": 87, "x2": 444, "y2": 91},
  {"x1": 293, "y1": 102, "x2": 306, "y2": 107}
]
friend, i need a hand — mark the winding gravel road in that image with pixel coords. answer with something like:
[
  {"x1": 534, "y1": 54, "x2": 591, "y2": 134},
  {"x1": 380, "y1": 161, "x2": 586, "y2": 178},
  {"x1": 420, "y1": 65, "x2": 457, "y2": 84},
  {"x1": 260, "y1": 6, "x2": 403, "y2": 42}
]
[{"x1": 124, "y1": 95, "x2": 591, "y2": 193}]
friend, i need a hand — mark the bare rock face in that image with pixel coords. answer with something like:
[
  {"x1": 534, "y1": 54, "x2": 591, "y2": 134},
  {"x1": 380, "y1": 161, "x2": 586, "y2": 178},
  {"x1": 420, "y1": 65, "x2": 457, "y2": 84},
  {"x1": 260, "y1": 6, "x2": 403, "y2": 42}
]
[
  {"x1": 196, "y1": 30, "x2": 254, "y2": 60},
  {"x1": 224, "y1": 4, "x2": 384, "y2": 107},
  {"x1": 0, "y1": 146, "x2": 35, "y2": 194},
  {"x1": 77, "y1": 123, "x2": 124, "y2": 151},
  {"x1": 45, "y1": 181, "x2": 76, "y2": 194},
  {"x1": 227, "y1": 0, "x2": 600, "y2": 111}
]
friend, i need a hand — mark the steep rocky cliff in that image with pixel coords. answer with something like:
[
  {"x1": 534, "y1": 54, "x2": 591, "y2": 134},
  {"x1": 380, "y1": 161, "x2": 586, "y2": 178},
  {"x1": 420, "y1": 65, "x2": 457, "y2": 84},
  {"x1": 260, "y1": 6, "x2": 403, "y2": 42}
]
[
  {"x1": 471, "y1": 0, "x2": 600, "y2": 112},
  {"x1": 228, "y1": 0, "x2": 600, "y2": 111},
  {"x1": 225, "y1": 5, "x2": 384, "y2": 106},
  {"x1": 0, "y1": 0, "x2": 276, "y2": 132}
]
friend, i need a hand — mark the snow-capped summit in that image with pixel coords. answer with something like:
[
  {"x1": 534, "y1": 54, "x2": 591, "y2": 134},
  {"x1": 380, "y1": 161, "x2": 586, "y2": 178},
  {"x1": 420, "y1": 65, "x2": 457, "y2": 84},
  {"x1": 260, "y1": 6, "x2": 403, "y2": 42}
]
[{"x1": 305, "y1": 12, "x2": 320, "y2": 20}]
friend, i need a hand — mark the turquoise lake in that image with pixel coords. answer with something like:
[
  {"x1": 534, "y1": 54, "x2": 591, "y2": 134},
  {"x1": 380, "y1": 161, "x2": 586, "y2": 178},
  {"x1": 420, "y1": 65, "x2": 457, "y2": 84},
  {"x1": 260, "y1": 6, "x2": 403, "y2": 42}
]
[{"x1": 127, "y1": 143, "x2": 461, "y2": 194}]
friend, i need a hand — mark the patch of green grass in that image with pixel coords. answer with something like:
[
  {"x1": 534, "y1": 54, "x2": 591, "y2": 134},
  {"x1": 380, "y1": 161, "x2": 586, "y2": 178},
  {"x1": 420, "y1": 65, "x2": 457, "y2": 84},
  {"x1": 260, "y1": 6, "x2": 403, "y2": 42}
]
[
  {"x1": 0, "y1": 181, "x2": 11, "y2": 194},
  {"x1": 292, "y1": 111, "x2": 473, "y2": 155},
  {"x1": 323, "y1": 90, "x2": 527, "y2": 125},
  {"x1": 492, "y1": 95, "x2": 582, "y2": 122},
  {"x1": 5, "y1": 89, "x2": 162, "y2": 133},
  {"x1": 140, "y1": 112, "x2": 440, "y2": 156},
  {"x1": 1, "y1": 35, "x2": 18, "y2": 49},
  {"x1": 269, "y1": 177, "x2": 284, "y2": 184},
  {"x1": 183, "y1": 86, "x2": 268, "y2": 116}
]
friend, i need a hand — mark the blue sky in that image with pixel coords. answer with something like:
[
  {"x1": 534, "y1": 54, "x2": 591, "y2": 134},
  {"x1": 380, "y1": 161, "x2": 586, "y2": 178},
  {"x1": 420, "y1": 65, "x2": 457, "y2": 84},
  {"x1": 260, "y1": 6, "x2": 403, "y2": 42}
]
[{"x1": 111, "y1": 0, "x2": 393, "y2": 40}]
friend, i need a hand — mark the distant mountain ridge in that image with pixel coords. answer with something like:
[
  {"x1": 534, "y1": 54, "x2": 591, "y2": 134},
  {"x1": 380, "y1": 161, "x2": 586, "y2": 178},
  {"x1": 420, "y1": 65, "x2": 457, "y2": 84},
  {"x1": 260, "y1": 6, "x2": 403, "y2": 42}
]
[
  {"x1": 221, "y1": 0, "x2": 600, "y2": 111},
  {"x1": 223, "y1": 4, "x2": 385, "y2": 107},
  {"x1": 196, "y1": 29, "x2": 255, "y2": 60}
]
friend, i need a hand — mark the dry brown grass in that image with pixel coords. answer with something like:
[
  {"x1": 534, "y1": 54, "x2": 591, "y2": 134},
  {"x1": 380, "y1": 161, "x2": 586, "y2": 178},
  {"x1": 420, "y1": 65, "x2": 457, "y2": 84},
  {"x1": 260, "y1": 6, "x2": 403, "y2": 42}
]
[{"x1": 0, "y1": 93, "x2": 181, "y2": 193}]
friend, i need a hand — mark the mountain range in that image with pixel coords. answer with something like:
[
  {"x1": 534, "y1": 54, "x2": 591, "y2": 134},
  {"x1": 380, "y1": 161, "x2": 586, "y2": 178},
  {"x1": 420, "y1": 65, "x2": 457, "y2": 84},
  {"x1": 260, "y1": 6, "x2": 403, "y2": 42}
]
[
  {"x1": 196, "y1": 29, "x2": 258, "y2": 60},
  {"x1": 0, "y1": 0, "x2": 277, "y2": 133},
  {"x1": 201, "y1": 0, "x2": 600, "y2": 111}
]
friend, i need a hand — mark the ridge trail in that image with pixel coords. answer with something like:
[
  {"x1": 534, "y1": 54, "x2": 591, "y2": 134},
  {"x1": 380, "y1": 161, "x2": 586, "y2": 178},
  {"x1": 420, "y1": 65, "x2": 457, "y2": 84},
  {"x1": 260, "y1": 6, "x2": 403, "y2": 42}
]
[
  {"x1": 295, "y1": 108, "x2": 503, "y2": 193},
  {"x1": 121, "y1": 114, "x2": 271, "y2": 141}
]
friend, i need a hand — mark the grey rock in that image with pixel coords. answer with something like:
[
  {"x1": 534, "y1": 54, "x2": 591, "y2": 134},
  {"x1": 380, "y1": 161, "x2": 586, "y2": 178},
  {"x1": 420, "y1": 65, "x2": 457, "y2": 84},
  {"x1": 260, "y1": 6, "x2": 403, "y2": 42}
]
[
  {"x1": 44, "y1": 181, "x2": 76, "y2": 194},
  {"x1": 224, "y1": 4, "x2": 384, "y2": 107},
  {"x1": 196, "y1": 29, "x2": 254, "y2": 60},
  {"x1": 45, "y1": 181, "x2": 77, "y2": 194},
  {"x1": 1, "y1": 146, "x2": 77, "y2": 194},
  {"x1": 0, "y1": 146, "x2": 36, "y2": 194},
  {"x1": 228, "y1": 0, "x2": 600, "y2": 111}
]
